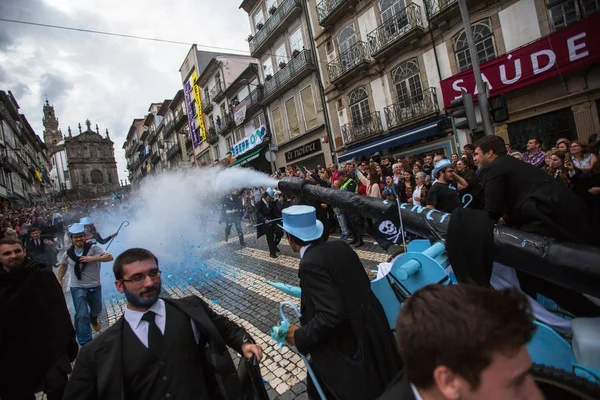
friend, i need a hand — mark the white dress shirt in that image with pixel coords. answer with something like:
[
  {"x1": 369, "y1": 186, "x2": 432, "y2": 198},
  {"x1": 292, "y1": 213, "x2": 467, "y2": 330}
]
[
  {"x1": 410, "y1": 383, "x2": 424, "y2": 400},
  {"x1": 124, "y1": 299, "x2": 200, "y2": 348},
  {"x1": 299, "y1": 245, "x2": 311, "y2": 259}
]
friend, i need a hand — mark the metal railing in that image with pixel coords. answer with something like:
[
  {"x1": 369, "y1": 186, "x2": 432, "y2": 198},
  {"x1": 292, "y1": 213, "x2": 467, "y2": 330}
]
[
  {"x1": 264, "y1": 49, "x2": 314, "y2": 98},
  {"x1": 327, "y1": 41, "x2": 370, "y2": 83},
  {"x1": 316, "y1": 0, "x2": 344, "y2": 24},
  {"x1": 367, "y1": 4, "x2": 423, "y2": 55},
  {"x1": 216, "y1": 112, "x2": 234, "y2": 135},
  {"x1": 425, "y1": 0, "x2": 457, "y2": 18},
  {"x1": 206, "y1": 127, "x2": 219, "y2": 144},
  {"x1": 341, "y1": 111, "x2": 383, "y2": 145},
  {"x1": 249, "y1": 0, "x2": 301, "y2": 54},
  {"x1": 210, "y1": 83, "x2": 225, "y2": 102},
  {"x1": 202, "y1": 99, "x2": 213, "y2": 113},
  {"x1": 147, "y1": 130, "x2": 157, "y2": 144},
  {"x1": 384, "y1": 88, "x2": 440, "y2": 128},
  {"x1": 166, "y1": 145, "x2": 180, "y2": 159}
]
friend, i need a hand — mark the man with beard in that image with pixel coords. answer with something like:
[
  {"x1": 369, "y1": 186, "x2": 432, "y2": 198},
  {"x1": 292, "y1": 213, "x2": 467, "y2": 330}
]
[
  {"x1": 426, "y1": 159, "x2": 468, "y2": 213},
  {"x1": 63, "y1": 247, "x2": 263, "y2": 399},
  {"x1": 58, "y1": 223, "x2": 114, "y2": 345},
  {"x1": 256, "y1": 188, "x2": 284, "y2": 258},
  {"x1": 0, "y1": 239, "x2": 77, "y2": 400},
  {"x1": 282, "y1": 206, "x2": 400, "y2": 399}
]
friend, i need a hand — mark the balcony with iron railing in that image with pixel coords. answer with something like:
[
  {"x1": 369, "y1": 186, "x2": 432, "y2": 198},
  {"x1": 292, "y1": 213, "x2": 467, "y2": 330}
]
[
  {"x1": 166, "y1": 145, "x2": 180, "y2": 160},
  {"x1": 147, "y1": 130, "x2": 158, "y2": 145},
  {"x1": 327, "y1": 41, "x2": 371, "y2": 85},
  {"x1": 216, "y1": 112, "x2": 234, "y2": 135},
  {"x1": 173, "y1": 109, "x2": 188, "y2": 129},
  {"x1": 341, "y1": 111, "x2": 383, "y2": 146},
  {"x1": 316, "y1": 0, "x2": 358, "y2": 27},
  {"x1": 425, "y1": 0, "x2": 459, "y2": 25},
  {"x1": 239, "y1": 86, "x2": 264, "y2": 118},
  {"x1": 384, "y1": 87, "x2": 440, "y2": 129},
  {"x1": 210, "y1": 83, "x2": 225, "y2": 103},
  {"x1": 151, "y1": 152, "x2": 161, "y2": 164},
  {"x1": 202, "y1": 96, "x2": 214, "y2": 114},
  {"x1": 263, "y1": 49, "x2": 316, "y2": 104},
  {"x1": 140, "y1": 129, "x2": 149, "y2": 142},
  {"x1": 163, "y1": 120, "x2": 175, "y2": 139},
  {"x1": 367, "y1": 4, "x2": 425, "y2": 59},
  {"x1": 248, "y1": 0, "x2": 303, "y2": 57},
  {"x1": 206, "y1": 126, "x2": 219, "y2": 144}
]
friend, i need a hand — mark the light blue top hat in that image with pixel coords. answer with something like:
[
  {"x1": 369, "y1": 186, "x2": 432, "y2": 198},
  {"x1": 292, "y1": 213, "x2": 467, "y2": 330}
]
[
  {"x1": 280, "y1": 205, "x2": 324, "y2": 242},
  {"x1": 266, "y1": 188, "x2": 275, "y2": 197},
  {"x1": 432, "y1": 159, "x2": 455, "y2": 179},
  {"x1": 79, "y1": 217, "x2": 94, "y2": 225},
  {"x1": 68, "y1": 223, "x2": 85, "y2": 235}
]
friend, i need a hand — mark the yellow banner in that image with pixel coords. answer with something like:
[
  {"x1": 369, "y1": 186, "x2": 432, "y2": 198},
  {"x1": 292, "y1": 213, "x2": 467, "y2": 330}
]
[{"x1": 192, "y1": 71, "x2": 206, "y2": 141}]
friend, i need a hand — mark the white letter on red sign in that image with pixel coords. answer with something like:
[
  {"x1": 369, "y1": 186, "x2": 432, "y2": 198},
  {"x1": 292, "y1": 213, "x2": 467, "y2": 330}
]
[
  {"x1": 531, "y1": 49, "x2": 556, "y2": 75},
  {"x1": 452, "y1": 79, "x2": 467, "y2": 99},
  {"x1": 567, "y1": 32, "x2": 589, "y2": 62}
]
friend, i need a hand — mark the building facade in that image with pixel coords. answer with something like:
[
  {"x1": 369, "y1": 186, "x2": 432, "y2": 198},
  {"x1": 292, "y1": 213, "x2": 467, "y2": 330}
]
[
  {"x1": 0, "y1": 91, "x2": 52, "y2": 207},
  {"x1": 305, "y1": 0, "x2": 599, "y2": 162},
  {"x1": 63, "y1": 120, "x2": 120, "y2": 198},
  {"x1": 241, "y1": 0, "x2": 334, "y2": 171}
]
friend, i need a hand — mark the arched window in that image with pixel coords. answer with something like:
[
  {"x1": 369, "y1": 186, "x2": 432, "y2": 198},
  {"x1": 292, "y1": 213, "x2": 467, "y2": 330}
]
[
  {"x1": 108, "y1": 174, "x2": 113, "y2": 184},
  {"x1": 90, "y1": 170, "x2": 103, "y2": 184},
  {"x1": 348, "y1": 87, "x2": 371, "y2": 125},
  {"x1": 454, "y1": 21, "x2": 496, "y2": 72},
  {"x1": 337, "y1": 24, "x2": 357, "y2": 55},
  {"x1": 392, "y1": 58, "x2": 423, "y2": 103}
]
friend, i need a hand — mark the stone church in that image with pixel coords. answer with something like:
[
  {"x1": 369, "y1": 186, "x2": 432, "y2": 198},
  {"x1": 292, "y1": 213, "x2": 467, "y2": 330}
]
[{"x1": 43, "y1": 101, "x2": 120, "y2": 199}]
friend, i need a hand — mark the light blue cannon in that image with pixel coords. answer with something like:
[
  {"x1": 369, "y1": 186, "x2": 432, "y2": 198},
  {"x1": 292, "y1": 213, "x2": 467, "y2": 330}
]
[{"x1": 266, "y1": 239, "x2": 600, "y2": 385}]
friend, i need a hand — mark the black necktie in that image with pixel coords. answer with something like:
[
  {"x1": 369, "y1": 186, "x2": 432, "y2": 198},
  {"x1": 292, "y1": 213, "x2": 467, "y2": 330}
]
[
  {"x1": 36, "y1": 240, "x2": 40, "y2": 246},
  {"x1": 141, "y1": 311, "x2": 164, "y2": 354}
]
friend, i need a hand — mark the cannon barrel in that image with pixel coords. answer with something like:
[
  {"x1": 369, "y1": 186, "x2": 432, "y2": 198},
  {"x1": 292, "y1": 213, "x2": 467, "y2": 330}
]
[{"x1": 278, "y1": 177, "x2": 600, "y2": 298}]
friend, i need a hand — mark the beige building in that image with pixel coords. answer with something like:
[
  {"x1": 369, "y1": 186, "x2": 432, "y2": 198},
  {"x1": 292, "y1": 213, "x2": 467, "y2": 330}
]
[
  {"x1": 240, "y1": 0, "x2": 334, "y2": 171},
  {"x1": 306, "y1": 0, "x2": 600, "y2": 163}
]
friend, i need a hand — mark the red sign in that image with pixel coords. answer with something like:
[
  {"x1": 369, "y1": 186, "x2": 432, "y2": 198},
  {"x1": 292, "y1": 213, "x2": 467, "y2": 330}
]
[{"x1": 440, "y1": 13, "x2": 600, "y2": 108}]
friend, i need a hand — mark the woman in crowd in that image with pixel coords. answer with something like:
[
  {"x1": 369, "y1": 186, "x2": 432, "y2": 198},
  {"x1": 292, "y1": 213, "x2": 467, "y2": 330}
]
[
  {"x1": 556, "y1": 138, "x2": 570, "y2": 152},
  {"x1": 543, "y1": 150, "x2": 554, "y2": 173},
  {"x1": 549, "y1": 150, "x2": 574, "y2": 188},
  {"x1": 412, "y1": 162, "x2": 422, "y2": 175},
  {"x1": 451, "y1": 153, "x2": 459, "y2": 164},
  {"x1": 398, "y1": 171, "x2": 416, "y2": 204},
  {"x1": 456, "y1": 158, "x2": 481, "y2": 208},
  {"x1": 382, "y1": 175, "x2": 398, "y2": 201},
  {"x1": 570, "y1": 140, "x2": 598, "y2": 172},
  {"x1": 412, "y1": 172, "x2": 429, "y2": 207}
]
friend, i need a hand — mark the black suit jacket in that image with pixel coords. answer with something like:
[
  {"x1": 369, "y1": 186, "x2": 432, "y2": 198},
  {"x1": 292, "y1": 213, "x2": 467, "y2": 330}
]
[
  {"x1": 63, "y1": 296, "x2": 252, "y2": 400},
  {"x1": 255, "y1": 199, "x2": 281, "y2": 239},
  {"x1": 376, "y1": 372, "x2": 417, "y2": 400},
  {"x1": 480, "y1": 154, "x2": 596, "y2": 245},
  {"x1": 294, "y1": 241, "x2": 400, "y2": 400}
]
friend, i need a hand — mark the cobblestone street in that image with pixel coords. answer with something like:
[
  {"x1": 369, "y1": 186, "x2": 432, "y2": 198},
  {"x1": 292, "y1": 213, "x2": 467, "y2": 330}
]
[{"x1": 63, "y1": 224, "x2": 396, "y2": 400}]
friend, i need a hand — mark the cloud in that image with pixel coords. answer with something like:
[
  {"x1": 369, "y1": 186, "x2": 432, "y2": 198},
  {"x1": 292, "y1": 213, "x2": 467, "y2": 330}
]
[{"x1": 0, "y1": 0, "x2": 253, "y2": 182}]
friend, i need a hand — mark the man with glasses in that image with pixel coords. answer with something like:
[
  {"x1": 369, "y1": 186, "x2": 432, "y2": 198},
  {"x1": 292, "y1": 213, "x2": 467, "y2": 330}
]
[
  {"x1": 64, "y1": 247, "x2": 263, "y2": 399},
  {"x1": 58, "y1": 223, "x2": 113, "y2": 346}
]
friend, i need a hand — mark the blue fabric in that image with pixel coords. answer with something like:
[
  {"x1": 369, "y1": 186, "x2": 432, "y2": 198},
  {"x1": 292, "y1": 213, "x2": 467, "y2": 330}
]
[
  {"x1": 338, "y1": 118, "x2": 446, "y2": 162},
  {"x1": 71, "y1": 285, "x2": 103, "y2": 345}
]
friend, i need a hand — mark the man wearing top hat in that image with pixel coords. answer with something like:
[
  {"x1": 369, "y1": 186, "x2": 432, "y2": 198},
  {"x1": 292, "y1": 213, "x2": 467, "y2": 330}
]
[
  {"x1": 256, "y1": 187, "x2": 284, "y2": 258},
  {"x1": 281, "y1": 205, "x2": 400, "y2": 400},
  {"x1": 58, "y1": 223, "x2": 114, "y2": 345}
]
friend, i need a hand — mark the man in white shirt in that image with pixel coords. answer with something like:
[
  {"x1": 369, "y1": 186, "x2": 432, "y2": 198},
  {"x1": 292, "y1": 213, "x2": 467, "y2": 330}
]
[
  {"x1": 63, "y1": 247, "x2": 263, "y2": 400},
  {"x1": 377, "y1": 284, "x2": 543, "y2": 400}
]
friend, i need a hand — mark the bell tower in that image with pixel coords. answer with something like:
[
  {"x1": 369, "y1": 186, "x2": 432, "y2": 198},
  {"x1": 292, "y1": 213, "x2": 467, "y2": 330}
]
[{"x1": 42, "y1": 99, "x2": 63, "y2": 152}]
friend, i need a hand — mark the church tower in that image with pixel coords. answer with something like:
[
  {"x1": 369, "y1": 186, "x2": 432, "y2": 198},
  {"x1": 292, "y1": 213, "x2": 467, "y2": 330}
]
[{"x1": 42, "y1": 99, "x2": 63, "y2": 152}]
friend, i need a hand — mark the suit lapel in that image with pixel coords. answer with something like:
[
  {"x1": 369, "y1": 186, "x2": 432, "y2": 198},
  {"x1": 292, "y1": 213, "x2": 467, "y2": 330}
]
[
  {"x1": 164, "y1": 298, "x2": 224, "y2": 344},
  {"x1": 96, "y1": 317, "x2": 125, "y2": 400}
]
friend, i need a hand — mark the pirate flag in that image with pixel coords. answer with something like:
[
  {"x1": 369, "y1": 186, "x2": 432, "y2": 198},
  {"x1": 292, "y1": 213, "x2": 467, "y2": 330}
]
[{"x1": 370, "y1": 200, "x2": 403, "y2": 250}]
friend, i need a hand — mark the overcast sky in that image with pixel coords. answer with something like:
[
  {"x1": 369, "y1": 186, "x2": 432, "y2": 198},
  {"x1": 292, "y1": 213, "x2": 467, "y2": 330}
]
[{"x1": 0, "y1": 0, "x2": 250, "y2": 182}]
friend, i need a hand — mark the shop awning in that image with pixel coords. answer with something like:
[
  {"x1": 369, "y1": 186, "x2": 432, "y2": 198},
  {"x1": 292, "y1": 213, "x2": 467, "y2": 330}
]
[
  {"x1": 338, "y1": 118, "x2": 446, "y2": 162},
  {"x1": 230, "y1": 146, "x2": 263, "y2": 167}
]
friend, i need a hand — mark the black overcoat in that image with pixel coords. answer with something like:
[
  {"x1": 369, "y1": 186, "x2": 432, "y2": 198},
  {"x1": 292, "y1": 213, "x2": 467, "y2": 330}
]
[
  {"x1": 255, "y1": 198, "x2": 281, "y2": 239},
  {"x1": 62, "y1": 296, "x2": 252, "y2": 400},
  {"x1": 294, "y1": 240, "x2": 401, "y2": 400}
]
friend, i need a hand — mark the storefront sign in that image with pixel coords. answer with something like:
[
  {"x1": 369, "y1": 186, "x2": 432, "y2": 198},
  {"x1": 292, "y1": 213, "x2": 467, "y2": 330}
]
[
  {"x1": 285, "y1": 139, "x2": 322, "y2": 163},
  {"x1": 192, "y1": 73, "x2": 206, "y2": 143},
  {"x1": 440, "y1": 13, "x2": 600, "y2": 108},
  {"x1": 231, "y1": 125, "x2": 266, "y2": 158},
  {"x1": 183, "y1": 74, "x2": 200, "y2": 149}
]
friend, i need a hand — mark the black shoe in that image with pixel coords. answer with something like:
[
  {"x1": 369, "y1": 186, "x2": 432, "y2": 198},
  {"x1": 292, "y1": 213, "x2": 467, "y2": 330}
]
[
  {"x1": 269, "y1": 253, "x2": 278, "y2": 259},
  {"x1": 276, "y1": 247, "x2": 281, "y2": 253},
  {"x1": 353, "y1": 240, "x2": 364, "y2": 248}
]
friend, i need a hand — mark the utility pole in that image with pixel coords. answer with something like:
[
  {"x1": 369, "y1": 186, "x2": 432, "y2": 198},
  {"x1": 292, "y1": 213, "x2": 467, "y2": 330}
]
[{"x1": 458, "y1": 0, "x2": 494, "y2": 136}]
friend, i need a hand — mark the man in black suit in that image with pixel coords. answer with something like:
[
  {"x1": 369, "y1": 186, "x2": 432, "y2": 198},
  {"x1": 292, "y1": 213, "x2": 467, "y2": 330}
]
[
  {"x1": 63, "y1": 247, "x2": 263, "y2": 400},
  {"x1": 256, "y1": 188, "x2": 283, "y2": 258},
  {"x1": 24, "y1": 226, "x2": 58, "y2": 268},
  {"x1": 281, "y1": 205, "x2": 400, "y2": 400},
  {"x1": 378, "y1": 284, "x2": 542, "y2": 400},
  {"x1": 0, "y1": 239, "x2": 77, "y2": 400},
  {"x1": 473, "y1": 135, "x2": 599, "y2": 316}
]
